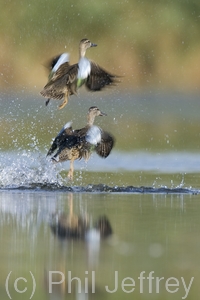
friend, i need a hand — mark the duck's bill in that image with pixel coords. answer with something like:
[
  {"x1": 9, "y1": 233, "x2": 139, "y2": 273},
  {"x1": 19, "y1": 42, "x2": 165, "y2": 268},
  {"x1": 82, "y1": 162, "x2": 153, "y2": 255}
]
[
  {"x1": 99, "y1": 111, "x2": 107, "y2": 116},
  {"x1": 91, "y1": 43, "x2": 97, "y2": 47}
]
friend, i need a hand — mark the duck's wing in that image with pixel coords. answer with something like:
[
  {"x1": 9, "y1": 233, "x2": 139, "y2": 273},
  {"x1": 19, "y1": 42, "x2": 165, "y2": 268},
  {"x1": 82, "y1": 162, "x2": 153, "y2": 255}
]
[
  {"x1": 48, "y1": 62, "x2": 71, "y2": 82},
  {"x1": 65, "y1": 64, "x2": 79, "y2": 84},
  {"x1": 44, "y1": 53, "x2": 70, "y2": 81},
  {"x1": 85, "y1": 125, "x2": 114, "y2": 158},
  {"x1": 52, "y1": 53, "x2": 70, "y2": 72},
  {"x1": 40, "y1": 63, "x2": 79, "y2": 100},
  {"x1": 95, "y1": 130, "x2": 115, "y2": 158},
  {"x1": 46, "y1": 53, "x2": 69, "y2": 72},
  {"x1": 51, "y1": 62, "x2": 79, "y2": 83},
  {"x1": 47, "y1": 121, "x2": 73, "y2": 156},
  {"x1": 40, "y1": 62, "x2": 72, "y2": 100},
  {"x1": 57, "y1": 121, "x2": 73, "y2": 136},
  {"x1": 44, "y1": 53, "x2": 64, "y2": 72},
  {"x1": 85, "y1": 61, "x2": 118, "y2": 91},
  {"x1": 85, "y1": 125, "x2": 102, "y2": 145},
  {"x1": 52, "y1": 134, "x2": 80, "y2": 162},
  {"x1": 52, "y1": 127, "x2": 82, "y2": 162}
]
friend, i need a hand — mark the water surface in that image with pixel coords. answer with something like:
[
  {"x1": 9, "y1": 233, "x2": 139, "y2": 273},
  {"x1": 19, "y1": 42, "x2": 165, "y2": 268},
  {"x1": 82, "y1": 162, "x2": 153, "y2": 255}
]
[
  {"x1": 1, "y1": 90, "x2": 200, "y2": 299},
  {"x1": 1, "y1": 191, "x2": 200, "y2": 300}
]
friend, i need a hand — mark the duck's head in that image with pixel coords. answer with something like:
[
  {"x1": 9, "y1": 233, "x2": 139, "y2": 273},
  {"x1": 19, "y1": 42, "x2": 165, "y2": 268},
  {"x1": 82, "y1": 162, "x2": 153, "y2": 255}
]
[
  {"x1": 87, "y1": 106, "x2": 107, "y2": 125},
  {"x1": 79, "y1": 39, "x2": 97, "y2": 56},
  {"x1": 80, "y1": 38, "x2": 97, "y2": 49},
  {"x1": 88, "y1": 106, "x2": 107, "y2": 117}
]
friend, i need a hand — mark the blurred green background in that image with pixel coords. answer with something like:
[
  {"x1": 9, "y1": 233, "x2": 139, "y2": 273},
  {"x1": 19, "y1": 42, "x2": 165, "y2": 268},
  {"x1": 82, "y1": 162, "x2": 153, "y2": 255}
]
[
  {"x1": 1, "y1": 0, "x2": 200, "y2": 91},
  {"x1": 1, "y1": 0, "x2": 200, "y2": 155}
]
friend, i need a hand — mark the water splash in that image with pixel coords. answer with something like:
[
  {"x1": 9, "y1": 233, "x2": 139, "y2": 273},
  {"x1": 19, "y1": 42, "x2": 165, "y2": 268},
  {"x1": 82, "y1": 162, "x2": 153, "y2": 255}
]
[
  {"x1": 0, "y1": 151, "x2": 63, "y2": 188},
  {"x1": 0, "y1": 151, "x2": 199, "y2": 194}
]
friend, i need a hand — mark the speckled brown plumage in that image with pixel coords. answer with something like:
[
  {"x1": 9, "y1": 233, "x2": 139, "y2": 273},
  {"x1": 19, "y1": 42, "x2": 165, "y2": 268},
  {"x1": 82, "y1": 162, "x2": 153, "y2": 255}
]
[
  {"x1": 47, "y1": 106, "x2": 115, "y2": 180},
  {"x1": 40, "y1": 39, "x2": 119, "y2": 109}
]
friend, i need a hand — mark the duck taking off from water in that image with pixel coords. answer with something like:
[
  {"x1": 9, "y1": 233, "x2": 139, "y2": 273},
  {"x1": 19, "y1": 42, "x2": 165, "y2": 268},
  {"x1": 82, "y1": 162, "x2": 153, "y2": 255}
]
[
  {"x1": 47, "y1": 106, "x2": 115, "y2": 180},
  {"x1": 40, "y1": 39, "x2": 118, "y2": 109}
]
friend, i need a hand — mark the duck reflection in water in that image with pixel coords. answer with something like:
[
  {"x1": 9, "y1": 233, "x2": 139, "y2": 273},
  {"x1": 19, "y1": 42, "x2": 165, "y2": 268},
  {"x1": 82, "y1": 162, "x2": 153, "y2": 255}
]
[
  {"x1": 46, "y1": 193, "x2": 113, "y2": 299},
  {"x1": 50, "y1": 194, "x2": 112, "y2": 241},
  {"x1": 50, "y1": 201, "x2": 113, "y2": 267}
]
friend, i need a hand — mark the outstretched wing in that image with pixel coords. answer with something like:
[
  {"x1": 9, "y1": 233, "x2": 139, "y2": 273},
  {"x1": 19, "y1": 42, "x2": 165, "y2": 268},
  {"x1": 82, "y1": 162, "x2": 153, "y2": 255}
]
[
  {"x1": 44, "y1": 53, "x2": 64, "y2": 72},
  {"x1": 44, "y1": 53, "x2": 70, "y2": 81},
  {"x1": 85, "y1": 125, "x2": 102, "y2": 145},
  {"x1": 47, "y1": 121, "x2": 73, "y2": 156},
  {"x1": 51, "y1": 53, "x2": 70, "y2": 73},
  {"x1": 47, "y1": 62, "x2": 71, "y2": 83},
  {"x1": 85, "y1": 126, "x2": 115, "y2": 158},
  {"x1": 85, "y1": 61, "x2": 118, "y2": 91},
  {"x1": 40, "y1": 63, "x2": 79, "y2": 100},
  {"x1": 95, "y1": 130, "x2": 115, "y2": 158},
  {"x1": 49, "y1": 63, "x2": 79, "y2": 83}
]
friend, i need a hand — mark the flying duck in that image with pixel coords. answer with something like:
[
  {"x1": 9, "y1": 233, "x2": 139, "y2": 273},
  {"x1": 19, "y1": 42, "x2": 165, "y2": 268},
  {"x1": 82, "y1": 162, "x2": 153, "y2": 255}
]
[{"x1": 40, "y1": 39, "x2": 118, "y2": 109}]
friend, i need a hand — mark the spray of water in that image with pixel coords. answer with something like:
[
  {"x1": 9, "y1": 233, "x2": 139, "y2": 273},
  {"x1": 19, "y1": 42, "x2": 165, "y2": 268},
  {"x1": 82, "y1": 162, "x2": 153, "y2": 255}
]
[{"x1": 0, "y1": 151, "x2": 64, "y2": 188}]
